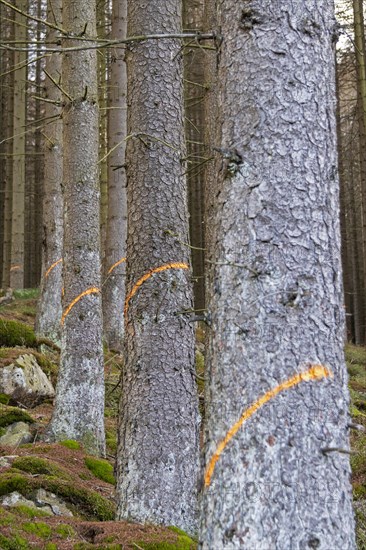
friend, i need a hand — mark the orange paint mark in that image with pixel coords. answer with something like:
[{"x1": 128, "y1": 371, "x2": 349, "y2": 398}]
[
  {"x1": 61, "y1": 287, "x2": 100, "y2": 326},
  {"x1": 124, "y1": 262, "x2": 189, "y2": 318},
  {"x1": 107, "y1": 257, "x2": 126, "y2": 275},
  {"x1": 45, "y1": 258, "x2": 63, "y2": 279},
  {"x1": 10, "y1": 265, "x2": 21, "y2": 271},
  {"x1": 204, "y1": 364, "x2": 332, "y2": 488}
]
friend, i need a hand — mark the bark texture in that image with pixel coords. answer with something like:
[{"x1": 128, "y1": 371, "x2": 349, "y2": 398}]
[
  {"x1": 102, "y1": 0, "x2": 127, "y2": 351},
  {"x1": 200, "y1": 1, "x2": 355, "y2": 548},
  {"x1": 10, "y1": 0, "x2": 26, "y2": 289},
  {"x1": 35, "y1": 0, "x2": 63, "y2": 342},
  {"x1": 115, "y1": 0, "x2": 199, "y2": 533},
  {"x1": 47, "y1": 0, "x2": 105, "y2": 456}
]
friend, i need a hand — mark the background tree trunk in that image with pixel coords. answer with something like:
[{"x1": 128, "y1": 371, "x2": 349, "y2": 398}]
[
  {"x1": 35, "y1": 0, "x2": 63, "y2": 342},
  {"x1": 200, "y1": 1, "x2": 355, "y2": 548},
  {"x1": 47, "y1": 0, "x2": 106, "y2": 456},
  {"x1": 102, "y1": 0, "x2": 127, "y2": 351},
  {"x1": 10, "y1": 0, "x2": 27, "y2": 289},
  {"x1": 115, "y1": 0, "x2": 199, "y2": 533}
]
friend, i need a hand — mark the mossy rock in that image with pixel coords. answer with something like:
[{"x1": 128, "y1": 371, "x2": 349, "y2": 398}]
[
  {"x1": 0, "y1": 470, "x2": 115, "y2": 521},
  {"x1": 0, "y1": 320, "x2": 36, "y2": 348},
  {"x1": 12, "y1": 456, "x2": 72, "y2": 481},
  {"x1": 0, "y1": 405, "x2": 34, "y2": 428},
  {"x1": 84, "y1": 457, "x2": 115, "y2": 485}
]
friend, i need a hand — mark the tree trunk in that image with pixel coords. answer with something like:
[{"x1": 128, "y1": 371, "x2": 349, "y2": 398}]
[
  {"x1": 200, "y1": 2, "x2": 355, "y2": 548},
  {"x1": 35, "y1": 0, "x2": 63, "y2": 342},
  {"x1": 10, "y1": 0, "x2": 27, "y2": 289},
  {"x1": 102, "y1": 0, "x2": 127, "y2": 351},
  {"x1": 115, "y1": 0, "x2": 199, "y2": 532},
  {"x1": 46, "y1": 0, "x2": 106, "y2": 456},
  {"x1": 183, "y1": 0, "x2": 206, "y2": 312},
  {"x1": 353, "y1": 0, "x2": 366, "y2": 344}
]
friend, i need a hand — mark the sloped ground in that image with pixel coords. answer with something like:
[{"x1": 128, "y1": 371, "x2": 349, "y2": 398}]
[
  {"x1": 0, "y1": 291, "x2": 197, "y2": 549},
  {"x1": 3, "y1": 291, "x2": 366, "y2": 548}
]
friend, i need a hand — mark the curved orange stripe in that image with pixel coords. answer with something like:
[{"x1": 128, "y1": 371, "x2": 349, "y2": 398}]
[
  {"x1": 204, "y1": 364, "x2": 332, "y2": 487},
  {"x1": 61, "y1": 287, "x2": 100, "y2": 326},
  {"x1": 45, "y1": 258, "x2": 63, "y2": 279},
  {"x1": 124, "y1": 262, "x2": 189, "y2": 317},
  {"x1": 10, "y1": 265, "x2": 21, "y2": 271},
  {"x1": 107, "y1": 256, "x2": 126, "y2": 275}
]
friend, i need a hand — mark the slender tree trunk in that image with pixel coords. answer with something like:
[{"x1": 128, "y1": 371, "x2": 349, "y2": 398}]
[
  {"x1": 35, "y1": 0, "x2": 63, "y2": 341},
  {"x1": 102, "y1": 0, "x2": 127, "y2": 351},
  {"x1": 115, "y1": 0, "x2": 199, "y2": 532},
  {"x1": 183, "y1": 0, "x2": 206, "y2": 311},
  {"x1": 10, "y1": 0, "x2": 27, "y2": 289},
  {"x1": 200, "y1": 2, "x2": 355, "y2": 548},
  {"x1": 46, "y1": 0, "x2": 106, "y2": 456},
  {"x1": 97, "y1": 0, "x2": 108, "y2": 257},
  {"x1": 353, "y1": 0, "x2": 366, "y2": 344}
]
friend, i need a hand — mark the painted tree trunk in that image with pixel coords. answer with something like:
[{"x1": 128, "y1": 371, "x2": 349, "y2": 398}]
[
  {"x1": 115, "y1": 0, "x2": 199, "y2": 533},
  {"x1": 35, "y1": 0, "x2": 63, "y2": 342},
  {"x1": 10, "y1": 0, "x2": 27, "y2": 289},
  {"x1": 46, "y1": 0, "x2": 106, "y2": 456},
  {"x1": 200, "y1": 1, "x2": 355, "y2": 548},
  {"x1": 102, "y1": 0, "x2": 127, "y2": 351}
]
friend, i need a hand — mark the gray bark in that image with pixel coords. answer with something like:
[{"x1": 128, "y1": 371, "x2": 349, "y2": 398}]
[
  {"x1": 35, "y1": 0, "x2": 63, "y2": 342},
  {"x1": 115, "y1": 0, "x2": 199, "y2": 533},
  {"x1": 200, "y1": 1, "x2": 355, "y2": 549},
  {"x1": 102, "y1": 0, "x2": 127, "y2": 351},
  {"x1": 46, "y1": 0, "x2": 106, "y2": 456}
]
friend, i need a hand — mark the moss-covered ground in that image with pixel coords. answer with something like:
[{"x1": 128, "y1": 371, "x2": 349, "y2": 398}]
[
  {"x1": 5, "y1": 294, "x2": 366, "y2": 547},
  {"x1": 0, "y1": 292, "x2": 197, "y2": 548}
]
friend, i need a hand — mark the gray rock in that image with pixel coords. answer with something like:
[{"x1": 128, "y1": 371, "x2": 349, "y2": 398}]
[
  {"x1": 0, "y1": 421, "x2": 32, "y2": 447},
  {"x1": 0, "y1": 354, "x2": 55, "y2": 401},
  {"x1": 34, "y1": 488, "x2": 73, "y2": 516}
]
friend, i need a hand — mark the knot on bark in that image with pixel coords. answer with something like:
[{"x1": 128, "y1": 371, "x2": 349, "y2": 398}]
[{"x1": 239, "y1": 8, "x2": 263, "y2": 31}]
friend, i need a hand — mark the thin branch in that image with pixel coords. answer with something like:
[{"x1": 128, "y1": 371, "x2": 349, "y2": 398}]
[{"x1": 44, "y1": 69, "x2": 73, "y2": 102}]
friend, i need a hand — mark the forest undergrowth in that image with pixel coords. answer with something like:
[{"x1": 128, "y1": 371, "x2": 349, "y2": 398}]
[{"x1": 0, "y1": 290, "x2": 365, "y2": 548}]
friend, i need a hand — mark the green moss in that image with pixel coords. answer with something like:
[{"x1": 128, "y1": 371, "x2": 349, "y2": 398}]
[
  {"x1": 135, "y1": 528, "x2": 197, "y2": 550},
  {"x1": 45, "y1": 544, "x2": 58, "y2": 550},
  {"x1": 346, "y1": 344, "x2": 366, "y2": 367},
  {"x1": 55, "y1": 524, "x2": 75, "y2": 538},
  {"x1": 73, "y1": 545, "x2": 121, "y2": 550},
  {"x1": 0, "y1": 319, "x2": 36, "y2": 348},
  {"x1": 0, "y1": 533, "x2": 29, "y2": 549},
  {"x1": 23, "y1": 521, "x2": 52, "y2": 539},
  {"x1": 0, "y1": 507, "x2": 16, "y2": 526},
  {"x1": 0, "y1": 471, "x2": 115, "y2": 521},
  {"x1": 12, "y1": 456, "x2": 72, "y2": 481},
  {"x1": 0, "y1": 393, "x2": 10, "y2": 404},
  {"x1": 60, "y1": 439, "x2": 81, "y2": 450},
  {"x1": 0, "y1": 405, "x2": 34, "y2": 428},
  {"x1": 106, "y1": 437, "x2": 117, "y2": 454},
  {"x1": 13, "y1": 289, "x2": 39, "y2": 300},
  {"x1": 84, "y1": 457, "x2": 115, "y2": 485},
  {"x1": 12, "y1": 504, "x2": 51, "y2": 518}
]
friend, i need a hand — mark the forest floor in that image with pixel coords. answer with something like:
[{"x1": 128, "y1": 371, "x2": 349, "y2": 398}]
[{"x1": 0, "y1": 291, "x2": 366, "y2": 548}]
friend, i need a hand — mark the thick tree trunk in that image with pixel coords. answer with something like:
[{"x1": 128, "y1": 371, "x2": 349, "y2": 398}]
[
  {"x1": 115, "y1": 0, "x2": 199, "y2": 533},
  {"x1": 46, "y1": 0, "x2": 106, "y2": 456},
  {"x1": 200, "y1": 1, "x2": 355, "y2": 548},
  {"x1": 10, "y1": 0, "x2": 27, "y2": 289},
  {"x1": 102, "y1": 0, "x2": 127, "y2": 351},
  {"x1": 35, "y1": 0, "x2": 63, "y2": 342}
]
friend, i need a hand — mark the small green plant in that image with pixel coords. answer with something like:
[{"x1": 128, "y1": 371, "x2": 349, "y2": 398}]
[
  {"x1": 84, "y1": 456, "x2": 115, "y2": 485},
  {"x1": 0, "y1": 405, "x2": 34, "y2": 428}
]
